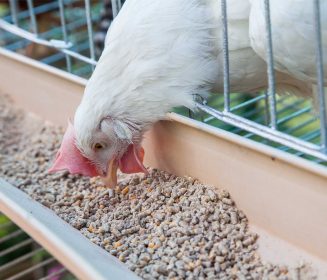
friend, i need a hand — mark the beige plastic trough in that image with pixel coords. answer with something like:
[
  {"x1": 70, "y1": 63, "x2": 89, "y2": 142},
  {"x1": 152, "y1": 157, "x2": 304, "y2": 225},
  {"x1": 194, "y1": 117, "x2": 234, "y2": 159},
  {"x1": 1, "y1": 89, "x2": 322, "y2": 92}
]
[{"x1": 0, "y1": 48, "x2": 327, "y2": 278}]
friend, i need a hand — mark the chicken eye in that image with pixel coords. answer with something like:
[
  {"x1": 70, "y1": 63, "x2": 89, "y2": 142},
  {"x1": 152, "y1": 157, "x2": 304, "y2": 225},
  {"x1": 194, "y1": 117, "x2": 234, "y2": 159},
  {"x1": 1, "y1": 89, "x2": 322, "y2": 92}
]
[{"x1": 94, "y1": 143, "x2": 104, "y2": 150}]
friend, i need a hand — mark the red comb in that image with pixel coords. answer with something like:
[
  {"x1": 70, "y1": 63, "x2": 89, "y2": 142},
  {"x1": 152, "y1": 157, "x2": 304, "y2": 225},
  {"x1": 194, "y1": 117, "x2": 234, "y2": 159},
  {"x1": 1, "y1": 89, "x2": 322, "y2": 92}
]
[{"x1": 48, "y1": 122, "x2": 99, "y2": 177}]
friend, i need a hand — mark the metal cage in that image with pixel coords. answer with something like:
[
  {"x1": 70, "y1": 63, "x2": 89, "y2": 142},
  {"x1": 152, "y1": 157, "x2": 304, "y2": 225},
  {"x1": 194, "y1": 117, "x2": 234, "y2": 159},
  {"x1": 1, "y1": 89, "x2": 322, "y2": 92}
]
[
  {"x1": 0, "y1": 0, "x2": 326, "y2": 165},
  {"x1": 0, "y1": 212, "x2": 76, "y2": 280}
]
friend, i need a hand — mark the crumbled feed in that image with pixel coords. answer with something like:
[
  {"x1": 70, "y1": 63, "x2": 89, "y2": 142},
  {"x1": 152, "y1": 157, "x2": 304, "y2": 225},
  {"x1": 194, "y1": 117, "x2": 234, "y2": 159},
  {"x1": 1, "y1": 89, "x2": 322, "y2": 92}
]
[{"x1": 0, "y1": 94, "x2": 316, "y2": 280}]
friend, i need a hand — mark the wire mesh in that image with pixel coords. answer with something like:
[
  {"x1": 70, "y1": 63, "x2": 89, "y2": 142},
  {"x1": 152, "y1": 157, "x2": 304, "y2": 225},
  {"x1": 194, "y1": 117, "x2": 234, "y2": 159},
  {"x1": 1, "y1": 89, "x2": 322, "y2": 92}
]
[
  {"x1": 0, "y1": 0, "x2": 326, "y2": 165},
  {"x1": 0, "y1": 213, "x2": 76, "y2": 280}
]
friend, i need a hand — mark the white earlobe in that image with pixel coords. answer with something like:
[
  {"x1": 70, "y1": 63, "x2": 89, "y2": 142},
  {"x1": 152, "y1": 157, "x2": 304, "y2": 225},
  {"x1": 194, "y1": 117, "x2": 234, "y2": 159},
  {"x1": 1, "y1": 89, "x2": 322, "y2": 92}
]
[
  {"x1": 113, "y1": 120, "x2": 133, "y2": 141},
  {"x1": 100, "y1": 118, "x2": 132, "y2": 142}
]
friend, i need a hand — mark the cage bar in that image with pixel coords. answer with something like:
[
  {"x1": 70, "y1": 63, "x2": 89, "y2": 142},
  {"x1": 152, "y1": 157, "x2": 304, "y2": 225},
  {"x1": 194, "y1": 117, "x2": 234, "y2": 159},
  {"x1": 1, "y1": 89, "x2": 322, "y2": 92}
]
[
  {"x1": 0, "y1": 247, "x2": 45, "y2": 274},
  {"x1": 220, "y1": 0, "x2": 231, "y2": 112},
  {"x1": 8, "y1": 0, "x2": 18, "y2": 26},
  {"x1": 0, "y1": 228, "x2": 24, "y2": 243},
  {"x1": 58, "y1": 0, "x2": 72, "y2": 72},
  {"x1": 111, "y1": 0, "x2": 122, "y2": 18},
  {"x1": 0, "y1": 18, "x2": 98, "y2": 66},
  {"x1": 313, "y1": 0, "x2": 327, "y2": 152},
  {"x1": 0, "y1": 19, "x2": 71, "y2": 49},
  {"x1": 263, "y1": 0, "x2": 277, "y2": 129},
  {"x1": 7, "y1": 258, "x2": 57, "y2": 280},
  {"x1": 196, "y1": 102, "x2": 327, "y2": 161},
  {"x1": 26, "y1": 0, "x2": 38, "y2": 34},
  {"x1": 0, "y1": 238, "x2": 34, "y2": 258},
  {"x1": 84, "y1": 0, "x2": 96, "y2": 70}
]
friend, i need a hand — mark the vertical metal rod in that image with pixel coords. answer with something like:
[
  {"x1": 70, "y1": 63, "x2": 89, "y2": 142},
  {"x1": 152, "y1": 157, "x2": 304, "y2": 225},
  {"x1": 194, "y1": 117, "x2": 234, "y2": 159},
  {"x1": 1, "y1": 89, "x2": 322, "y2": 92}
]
[
  {"x1": 85, "y1": 0, "x2": 96, "y2": 71},
  {"x1": 117, "y1": 0, "x2": 123, "y2": 11},
  {"x1": 8, "y1": 0, "x2": 23, "y2": 54},
  {"x1": 58, "y1": 0, "x2": 72, "y2": 72},
  {"x1": 9, "y1": 0, "x2": 18, "y2": 26},
  {"x1": 314, "y1": 0, "x2": 327, "y2": 151},
  {"x1": 221, "y1": 0, "x2": 231, "y2": 112},
  {"x1": 26, "y1": 0, "x2": 38, "y2": 34},
  {"x1": 263, "y1": 0, "x2": 277, "y2": 129},
  {"x1": 111, "y1": 0, "x2": 121, "y2": 18},
  {"x1": 188, "y1": 109, "x2": 194, "y2": 119},
  {"x1": 264, "y1": 91, "x2": 270, "y2": 126}
]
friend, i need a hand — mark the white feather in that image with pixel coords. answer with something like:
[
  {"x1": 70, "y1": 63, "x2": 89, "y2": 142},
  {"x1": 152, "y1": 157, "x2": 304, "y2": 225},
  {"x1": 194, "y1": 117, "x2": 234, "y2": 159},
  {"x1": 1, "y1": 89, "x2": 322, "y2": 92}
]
[
  {"x1": 74, "y1": 0, "x2": 321, "y2": 147},
  {"x1": 249, "y1": 0, "x2": 327, "y2": 96}
]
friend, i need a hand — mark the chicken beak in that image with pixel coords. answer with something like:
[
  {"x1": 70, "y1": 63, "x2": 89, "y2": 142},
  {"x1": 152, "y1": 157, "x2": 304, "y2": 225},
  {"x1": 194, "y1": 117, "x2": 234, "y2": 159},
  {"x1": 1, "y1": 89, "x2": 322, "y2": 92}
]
[{"x1": 102, "y1": 159, "x2": 119, "y2": 188}]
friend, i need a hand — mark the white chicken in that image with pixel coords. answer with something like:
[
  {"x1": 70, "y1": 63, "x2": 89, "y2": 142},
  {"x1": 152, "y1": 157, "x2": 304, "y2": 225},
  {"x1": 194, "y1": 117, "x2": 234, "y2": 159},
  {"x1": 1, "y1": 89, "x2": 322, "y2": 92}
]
[
  {"x1": 249, "y1": 0, "x2": 327, "y2": 99},
  {"x1": 49, "y1": 0, "x2": 314, "y2": 186}
]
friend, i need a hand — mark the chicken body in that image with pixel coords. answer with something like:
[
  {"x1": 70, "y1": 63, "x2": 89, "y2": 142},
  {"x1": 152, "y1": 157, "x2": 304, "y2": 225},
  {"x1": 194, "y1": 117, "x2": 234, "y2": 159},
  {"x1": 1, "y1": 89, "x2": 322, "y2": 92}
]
[
  {"x1": 249, "y1": 0, "x2": 327, "y2": 97},
  {"x1": 50, "y1": 0, "x2": 319, "y2": 184},
  {"x1": 77, "y1": 0, "x2": 311, "y2": 133}
]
